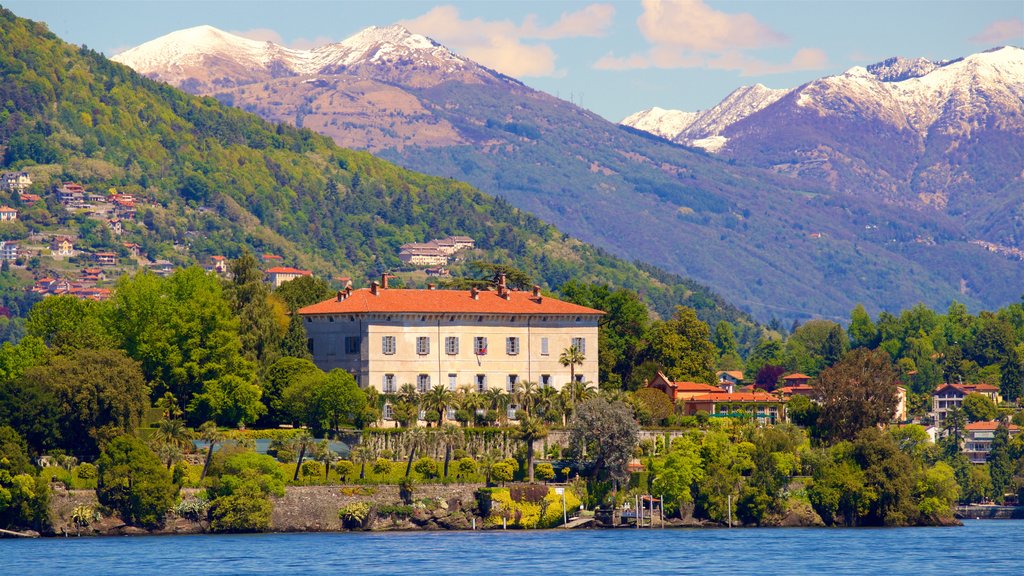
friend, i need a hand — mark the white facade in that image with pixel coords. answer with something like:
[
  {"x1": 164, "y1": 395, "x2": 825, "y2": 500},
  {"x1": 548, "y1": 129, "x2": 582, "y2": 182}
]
[{"x1": 300, "y1": 284, "x2": 601, "y2": 393}]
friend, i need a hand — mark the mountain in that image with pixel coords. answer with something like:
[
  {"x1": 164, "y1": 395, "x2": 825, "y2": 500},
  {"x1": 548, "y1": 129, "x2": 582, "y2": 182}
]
[
  {"x1": 113, "y1": 26, "x2": 1024, "y2": 323},
  {"x1": 0, "y1": 8, "x2": 760, "y2": 341},
  {"x1": 623, "y1": 47, "x2": 1024, "y2": 247}
]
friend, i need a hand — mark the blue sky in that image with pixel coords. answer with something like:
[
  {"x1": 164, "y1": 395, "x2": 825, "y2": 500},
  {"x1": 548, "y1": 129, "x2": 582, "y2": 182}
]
[{"x1": 6, "y1": 1, "x2": 1023, "y2": 121}]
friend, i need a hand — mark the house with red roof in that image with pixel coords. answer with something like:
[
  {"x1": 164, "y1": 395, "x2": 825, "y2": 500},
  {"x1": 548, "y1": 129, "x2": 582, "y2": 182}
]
[
  {"x1": 782, "y1": 373, "x2": 812, "y2": 386},
  {"x1": 684, "y1": 390, "x2": 786, "y2": 424},
  {"x1": 963, "y1": 421, "x2": 1020, "y2": 464},
  {"x1": 0, "y1": 206, "x2": 18, "y2": 222},
  {"x1": 265, "y1": 266, "x2": 312, "y2": 288},
  {"x1": 931, "y1": 383, "x2": 1002, "y2": 427},
  {"x1": 298, "y1": 274, "x2": 602, "y2": 410},
  {"x1": 647, "y1": 371, "x2": 723, "y2": 402}
]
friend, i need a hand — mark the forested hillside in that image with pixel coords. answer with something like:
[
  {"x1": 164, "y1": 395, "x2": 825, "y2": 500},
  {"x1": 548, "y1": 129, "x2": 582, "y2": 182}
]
[{"x1": 0, "y1": 9, "x2": 757, "y2": 339}]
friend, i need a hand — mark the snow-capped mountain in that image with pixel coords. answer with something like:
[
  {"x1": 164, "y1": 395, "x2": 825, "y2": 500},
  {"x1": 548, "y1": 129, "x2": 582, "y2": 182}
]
[
  {"x1": 111, "y1": 29, "x2": 1024, "y2": 322},
  {"x1": 621, "y1": 83, "x2": 789, "y2": 150},
  {"x1": 620, "y1": 107, "x2": 700, "y2": 141},
  {"x1": 623, "y1": 46, "x2": 1023, "y2": 149},
  {"x1": 112, "y1": 24, "x2": 494, "y2": 91}
]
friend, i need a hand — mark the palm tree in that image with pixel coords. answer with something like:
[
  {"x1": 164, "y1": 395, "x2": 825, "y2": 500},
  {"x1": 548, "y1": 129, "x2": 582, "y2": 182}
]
[
  {"x1": 483, "y1": 388, "x2": 509, "y2": 424},
  {"x1": 439, "y1": 425, "x2": 463, "y2": 478},
  {"x1": 403, "y1": 428, "x2": 427, "y2": 478},
  {"x1": 423, "y1": 385, "x2": 455, "y2": 427},
  {"x1": 515, "y1": 416, "x2": 549, "y2": 482},
  {"x1": 513, "y1": 380, "x2": 538, "y2": 418},
  {"x1": 197, "y1": 420, "x2": 223, "y2": 481},
  {"x1": 350, "y1": 444, "x2": 374, "y2": 480},
  {"x1": 536, "y1": 386, "x2": 563, "y2": 425},
  {"x1": 560, "y1": 380, "x2": 597, "y2": 426},
  {"x1": 315, "y1": 439, "x2": 335, "y2": 481},
  {"x1": 151, "y1": 417, "x2": 192, "y2": 469},
  {"x1": 559, "y1": 345, "x2": 586, "y2": 397},
  {"x1": 289, "y1": 430, "x2": 315, "y2": 481}
]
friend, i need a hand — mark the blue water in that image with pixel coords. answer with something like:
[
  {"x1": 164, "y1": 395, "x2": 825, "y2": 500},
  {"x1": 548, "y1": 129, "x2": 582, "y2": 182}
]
[{"x1": 4, "y1": 520, "x2": 1022, "y2": 575}]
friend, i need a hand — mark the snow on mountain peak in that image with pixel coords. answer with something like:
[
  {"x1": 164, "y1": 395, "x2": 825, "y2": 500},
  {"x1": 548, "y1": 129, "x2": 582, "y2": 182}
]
[
  {"x1": 112, "y1": 25, "x2": 301, "y2": 72},
  {"x1": 114, "y1": 23, "x2": 474, "y2": 82}
]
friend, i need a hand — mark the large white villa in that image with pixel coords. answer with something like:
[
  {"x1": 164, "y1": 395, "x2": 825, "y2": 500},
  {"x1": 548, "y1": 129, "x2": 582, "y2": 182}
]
[{"x1": 298, "y1": 275, "x2": 602, "y2": 395}]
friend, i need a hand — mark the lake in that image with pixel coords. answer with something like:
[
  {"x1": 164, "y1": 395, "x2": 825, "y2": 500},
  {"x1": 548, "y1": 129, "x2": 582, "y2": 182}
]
[{"x1": 5, "y1": 520, "x2": 1021, "y2": 575}]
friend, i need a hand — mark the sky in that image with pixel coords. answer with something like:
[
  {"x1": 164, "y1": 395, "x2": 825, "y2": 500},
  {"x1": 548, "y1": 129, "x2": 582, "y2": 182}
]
[{"x1": 5, "y1": 0, "x2": 1023, "y2": 121}]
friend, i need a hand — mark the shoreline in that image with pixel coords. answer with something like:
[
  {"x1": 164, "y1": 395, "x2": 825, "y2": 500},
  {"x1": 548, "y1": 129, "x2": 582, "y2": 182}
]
[{"x1": 30, "y1": 484, "x2": 964, "y2": 538}]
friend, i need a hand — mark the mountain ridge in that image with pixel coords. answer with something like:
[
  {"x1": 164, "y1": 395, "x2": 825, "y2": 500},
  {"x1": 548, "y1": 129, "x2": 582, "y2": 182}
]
[{"x1": 111, "y1": 25, "x2": 1024, "y2": 323}]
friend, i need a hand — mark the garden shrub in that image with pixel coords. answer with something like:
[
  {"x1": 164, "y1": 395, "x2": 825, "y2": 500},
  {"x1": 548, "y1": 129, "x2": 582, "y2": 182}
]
[
  {"x1": 535, "y1": 463, "x2": 555, "y2": 482},
  {"x1": 413, "y1": 457, "x2": 438, "y2": 479},
  {"x1": 338, "y1": 501, "x2": 372, "y2": 529},
  {"x1": 300, "y1": 460, "x2": 323, "y2": 478}
]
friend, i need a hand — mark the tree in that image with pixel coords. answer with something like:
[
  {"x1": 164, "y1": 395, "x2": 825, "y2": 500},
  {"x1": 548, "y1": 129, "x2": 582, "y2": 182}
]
[
  {"x1": 25, "y1": 295, "x2": 113, "y2": 352},
  {"x1": 652, "y1": 435, "x2": 704, "y2": 518},
  {"x1": 962, "y1": 393, "x2": 998, "y2": 422},
  {"x1": 815, "y1": 348, "x2": 899, "y2": 443},
  {"x1": 315, "y1": 370, "x2": 366, "y2": 432},
  {"x1": 206, "y1": 452, "x2": 285, "y2": 532},
  {"x1": 422, "y1": 385, "x2": 454, "y2": 427},
  {"x1": 403, "y1": 429, "x2": 427, "y2": 478},
  {"x1": 226, "y1": 251, "x2": 286, "y2": 365},
  {"x1": 191, "y1": 374, "x2": 266, "y2": 427},
  {"x1": 848, "y1": 304, "x2": 879, "y2": 350},
  {"x1": 274, "y1": 275, "x2": 333, "y2": 311},
  {"x1": 23, "y1": 348, "x2": 149, "y2": 457},
  {"x1": 283, "y1": 369, "x2": 365, "y2": 432},
  {"x1": 261, "y1": 357, "x2": 319, "y2": 427},
  {"x1": 642, "y1": 306, "x2": 717, "y2": 384},
  {"x1": 150, "y1": 418, "x2": 192, "y2": 469},
  {"x1": 515, "y1": 416, "x2": 549, "y2": 482},
  {"x1": 438, "y1": 425, "x2": 462, "y2": 478},
  {"x1": 567, "y1": 397, "x2": 639, "y2": 486},
  {"x1": 197, "y1": 420, "x2": 223, "y2": 481},
  {"x1": 107, "y1": 269, "x2": 254, "y2": 423},
  {"x1": 350, "y1": 445, "x2": 374, "y2": 480},
  {"x1": 988, "y1": 424, "x2": 1014, "y2": 501},
  {"x1": 0, "y1": 426, "x2": 32, "y2": 476},
  {"x1": 631, "y1": 388, "x2": 674, "y2": 425},
  {"x1": 559, "y1": 345, "x2": 585, "y2": 391},
  {"x1": 280, "y1": 314, "x2": 312, "y2": 360},
  {"x1": 96, "y1": 435, "x2": 176, "y2": 528},
  {"x1": 289, "y1": 431, "x2": 315, "y2": 482},
  {"x1": 754, "y1": 365, "x2": 785, "y2": 392}
]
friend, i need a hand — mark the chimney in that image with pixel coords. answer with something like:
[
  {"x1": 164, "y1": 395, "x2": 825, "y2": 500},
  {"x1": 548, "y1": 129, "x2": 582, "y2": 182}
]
[
  {"x1": 532, "y1": 285, "x2": 541, "y2": 297},
  {"x1": 336, "y1": 290, "x2": 344, "y2": 302},
  {"x1": 370, "y1": 281, "x2": 380, "y2": 296},
  {"x1": 381, "y1": 273, "x2": 389, "y2": 289},
  {"x1": 345, "y1": 285, "x2": 353, "y2": 297},
  {"x1": 427, "y1": 283, "x2": 436, "y2": 290},
  {"x1": 497, "y1": 273, "x2": 509, "y2": 299},
  {"x1": 470, "y1": 286, "x2": 479, "y2": 300}
]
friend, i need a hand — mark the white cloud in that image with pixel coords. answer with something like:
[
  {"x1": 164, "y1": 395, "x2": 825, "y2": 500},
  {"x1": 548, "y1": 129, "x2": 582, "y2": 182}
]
[
  {"x1": 522, "y1": 4, "x2": 616, "y2": 40},
  {"x1": 399, "y1": 4, "x2": 614, "y2": 78},
  {"x1": 969, "y1": 18, "x2": 1024, "y2": 45},
  {"x1": 637, "y1": 0, "x2": 784, "y2": 52},
  {"x1": 595, "y1": 0, "x2": 827, "y2": 75}
]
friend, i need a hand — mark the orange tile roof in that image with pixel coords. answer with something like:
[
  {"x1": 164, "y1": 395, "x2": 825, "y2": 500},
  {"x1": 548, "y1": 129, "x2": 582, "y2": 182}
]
[
  {"x1": 717, "y1": 370, "x2": 744, "y2": 379},
  {"x1": 965, "y1": 421, "x2": 1020, "y2": 432},
  {"x1": 783, "y1": 373, "x2": 811, "y2": 380},
  {"x1": 266, "y1": 267, "x2": 312, "y2": 275},
  {"x1": 672, "y1": 381, "x2": 723, "y2": 393},
  {"x1": 299, "y1": 288, "x2": 606, "y2": 316},
  {"x1": 690, "y1": 392, "x2": 780, "y2": 402},
  {"x1": 777, "y1": 384, "x2": 815, "y2": 394}
]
